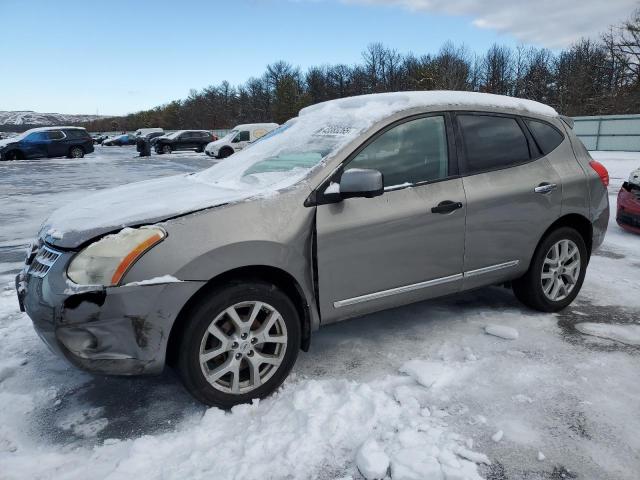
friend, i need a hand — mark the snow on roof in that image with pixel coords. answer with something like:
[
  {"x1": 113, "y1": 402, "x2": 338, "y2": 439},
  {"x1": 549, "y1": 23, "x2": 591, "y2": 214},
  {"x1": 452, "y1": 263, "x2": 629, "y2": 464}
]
[
  {"x1": 232, "y1": 123, "x2": 280, "y2": 130},
  {"x1": 300, "y1": 91, "x2": 558, "y2": 120}
]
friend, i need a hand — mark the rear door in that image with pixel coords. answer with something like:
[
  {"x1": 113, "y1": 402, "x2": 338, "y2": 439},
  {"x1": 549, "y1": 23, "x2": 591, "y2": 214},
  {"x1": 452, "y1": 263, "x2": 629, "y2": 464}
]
[
  {"x1": 455, "y1": 113, "x2": 562, "y2": 289},
  {"x1": 315, "y1": 113, "x2": 467, "y2": 323},
  {"x1": 46, "y1": 130, "x2": 67, "y2": 157}
]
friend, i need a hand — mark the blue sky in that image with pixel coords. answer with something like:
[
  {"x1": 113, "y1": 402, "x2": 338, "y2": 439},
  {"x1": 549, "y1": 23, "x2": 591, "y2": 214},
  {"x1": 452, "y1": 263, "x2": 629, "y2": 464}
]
[{"x1": 0, "y1": 0, "x2": 635, "y2": 115}]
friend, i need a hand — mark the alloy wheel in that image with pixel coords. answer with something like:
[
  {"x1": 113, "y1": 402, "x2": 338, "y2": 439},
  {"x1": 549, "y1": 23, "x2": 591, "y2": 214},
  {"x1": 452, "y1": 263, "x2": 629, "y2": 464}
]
[
  {"x1": 199, "y1": 301, "x2": 288, "y2": 394},
  {"x1": 541, "y1": 239, "x2": 581, "y2": 302}
]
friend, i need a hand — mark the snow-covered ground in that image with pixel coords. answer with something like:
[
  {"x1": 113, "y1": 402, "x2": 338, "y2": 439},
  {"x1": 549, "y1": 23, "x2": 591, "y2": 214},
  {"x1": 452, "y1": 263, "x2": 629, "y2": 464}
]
[{"x1": 0, "y1": 147, "x2": 639, "y2": 479}]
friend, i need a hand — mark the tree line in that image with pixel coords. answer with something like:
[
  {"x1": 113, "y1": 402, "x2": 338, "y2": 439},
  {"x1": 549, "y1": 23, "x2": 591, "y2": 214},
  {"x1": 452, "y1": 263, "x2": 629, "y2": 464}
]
[{"x1": 83, "y1": 10, "x2": 640, "y2": 133}]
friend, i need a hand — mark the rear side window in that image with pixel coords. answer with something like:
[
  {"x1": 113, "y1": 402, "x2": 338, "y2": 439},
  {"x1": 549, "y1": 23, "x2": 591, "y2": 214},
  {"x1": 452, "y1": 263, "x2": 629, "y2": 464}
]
[
  {"x1": 46, "y1": 130, "x2": 65, "y2": 140},
  {"x1": 457, "y1": 115, "x2": 530, "y2": 174},
  {"x1": 526, "y1": 119, "x2": 564, "y2": 155},
  {"x1": 64, "y1": 129, "x2": 89, "y2": 139}
]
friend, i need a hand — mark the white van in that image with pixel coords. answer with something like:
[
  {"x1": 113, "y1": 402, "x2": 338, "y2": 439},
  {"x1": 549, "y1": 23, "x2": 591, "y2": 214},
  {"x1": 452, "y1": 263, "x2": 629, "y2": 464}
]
[
  {"x1": 205, "y1": 123, "x2": 279, "y2": 158},
  {"x1": 134, "y1": 127, "x2": 164, "y2": 137}
]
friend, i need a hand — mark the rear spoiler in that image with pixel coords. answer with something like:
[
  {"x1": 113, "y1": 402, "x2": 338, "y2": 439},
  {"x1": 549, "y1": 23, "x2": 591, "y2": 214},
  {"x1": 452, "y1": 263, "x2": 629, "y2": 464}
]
[{"x1": 560, "y1": 115, "x2": 574, "y2": 129}]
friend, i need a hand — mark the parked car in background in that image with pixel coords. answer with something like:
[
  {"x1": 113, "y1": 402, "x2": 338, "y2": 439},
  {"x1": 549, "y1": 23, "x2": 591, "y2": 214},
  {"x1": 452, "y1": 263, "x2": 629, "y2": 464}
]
[
  {"x1": 92, "y1": 133, "x2": 108, "y2": 145},
  {"x1": 154, "y1": 130, "x2": 214, "y2": 154},
  {"x1": 136, "y1": 131, "x2": 165, "y2": 154},
  {"x1": 205, "y1": 123, "x2": 279, "y2": 158},
  {"x1": 17, "y1": 92, "x2": 609, "y2": 407},
  {"x1": 103, "y1": 134, "x2": 136, "y2": 146},
  {"x1": 617, "y1": 167, "x2": 640, "y2": 234},
  {"x1": 0, "y1": 126, "x2": 94, "y2": 160},
  {"x1": 135, "y1": 127, "x2": 163, "y2": 138}
]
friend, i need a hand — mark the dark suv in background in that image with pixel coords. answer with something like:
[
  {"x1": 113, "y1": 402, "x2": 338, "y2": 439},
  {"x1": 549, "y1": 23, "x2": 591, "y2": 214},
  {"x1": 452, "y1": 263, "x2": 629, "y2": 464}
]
[
  {"x1": 154, "y1": 130, "x2": 214, "y2": 154},
  {"x1": 0, "y1": 127, "x2": 94, "y2": 160}
]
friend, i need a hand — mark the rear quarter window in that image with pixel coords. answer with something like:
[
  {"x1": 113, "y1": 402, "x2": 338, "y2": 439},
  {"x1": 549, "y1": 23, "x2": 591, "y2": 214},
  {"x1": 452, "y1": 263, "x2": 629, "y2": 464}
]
[
  {"x1": 457, "y1": 114, "x2": 530, "y2": 174},
  {"x1": 525, "y1": 119, "x2": 564, "y2": 155}
]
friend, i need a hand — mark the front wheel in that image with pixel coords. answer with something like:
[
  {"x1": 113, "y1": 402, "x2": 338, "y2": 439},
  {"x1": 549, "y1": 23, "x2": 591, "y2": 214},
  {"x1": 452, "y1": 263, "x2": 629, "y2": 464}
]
[
  {"x1": 162, "y1": 144, "x2": 172, "y2": 154},
  {"x1": 513, "y1": 227, "x2": 588, "y2": 312},
  {"x1": 177, "y1": 280, "x2": 301, "y2": 408}
]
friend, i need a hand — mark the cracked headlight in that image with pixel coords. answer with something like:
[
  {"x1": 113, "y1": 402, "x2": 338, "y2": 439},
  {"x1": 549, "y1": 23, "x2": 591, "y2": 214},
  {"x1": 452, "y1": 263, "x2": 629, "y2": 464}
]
[{"x1": 67, "y1": 226, "x2": 166, "y2": 286}]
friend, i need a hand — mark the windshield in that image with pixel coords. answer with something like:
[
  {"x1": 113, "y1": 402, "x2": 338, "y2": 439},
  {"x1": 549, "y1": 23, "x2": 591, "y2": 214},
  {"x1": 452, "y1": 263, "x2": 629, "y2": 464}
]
[
  {"x1": 221, "y1": 130, "x2": 238, "y2": 141},
  {"x1": 166, "y1": 131, "x2": 182, "y2": 139},
  {"x1": 193, "y1": 117, "x2": 363, "y2": 193}
]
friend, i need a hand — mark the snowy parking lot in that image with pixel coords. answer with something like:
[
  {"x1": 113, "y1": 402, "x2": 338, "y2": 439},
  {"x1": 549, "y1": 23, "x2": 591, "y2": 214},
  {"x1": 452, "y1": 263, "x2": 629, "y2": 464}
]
[{"x1": 1, "y1": 146, "x2": 639, "y2": 479}]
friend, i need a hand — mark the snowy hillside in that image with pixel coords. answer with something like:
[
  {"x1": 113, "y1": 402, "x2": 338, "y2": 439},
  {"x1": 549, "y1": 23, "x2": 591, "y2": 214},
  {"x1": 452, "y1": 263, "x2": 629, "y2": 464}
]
[{"x1": 0, "y1": 111, "x2": 105, "y2": 129}]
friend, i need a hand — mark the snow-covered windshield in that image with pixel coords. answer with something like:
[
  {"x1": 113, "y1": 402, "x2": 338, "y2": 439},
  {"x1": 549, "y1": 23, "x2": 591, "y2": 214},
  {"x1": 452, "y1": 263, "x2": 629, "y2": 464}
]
[
  {"x1": 165, "y1": 131, "x2": 183, "y2": 139},
  {"x1": 193, "y1": 120, "x2": 361, "y2": 192}
]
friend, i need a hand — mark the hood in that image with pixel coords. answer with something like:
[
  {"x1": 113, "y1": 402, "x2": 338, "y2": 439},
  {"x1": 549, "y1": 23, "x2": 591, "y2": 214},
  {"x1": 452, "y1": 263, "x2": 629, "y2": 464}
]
[
  {"x1": 206, "y1": 138, "x2": 226, "y2": 150},
  {"x1": 0, "y1": 137, "x2": 20, "y2": 148},
  {"x1": 40, "y1": 173, "x2": 276, "y2": 249}
]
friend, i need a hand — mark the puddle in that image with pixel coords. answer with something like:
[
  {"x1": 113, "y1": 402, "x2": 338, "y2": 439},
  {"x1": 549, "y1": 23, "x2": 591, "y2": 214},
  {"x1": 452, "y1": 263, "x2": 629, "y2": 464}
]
[
  {"x1": 556, "y1": 301, "x2": 640, "y2": 353},
  {"x1": 592, "y1": 249, "x2": 625, "y2": 260}
]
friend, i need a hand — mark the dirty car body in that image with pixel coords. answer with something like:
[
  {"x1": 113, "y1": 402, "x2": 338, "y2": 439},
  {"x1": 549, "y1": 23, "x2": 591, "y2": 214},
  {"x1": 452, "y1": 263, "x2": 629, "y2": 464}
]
[{"x1": 16, "y1": 91, "x2": 609, "y2": 405}]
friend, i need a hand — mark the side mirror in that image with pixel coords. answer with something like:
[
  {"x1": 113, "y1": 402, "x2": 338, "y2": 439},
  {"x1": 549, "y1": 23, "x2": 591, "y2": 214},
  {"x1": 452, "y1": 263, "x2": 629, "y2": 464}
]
[{"x1": 339, "y1": 168, "x2": 384, "y2": 199}]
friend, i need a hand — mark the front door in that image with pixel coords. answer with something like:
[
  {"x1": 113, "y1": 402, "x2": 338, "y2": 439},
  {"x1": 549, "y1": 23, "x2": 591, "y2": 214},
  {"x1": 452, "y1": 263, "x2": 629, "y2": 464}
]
[
  {"x1": 21, "y1": 131, "x2": 49, "y2": 158},
  {"x1": 454, "y1": 113, "x2": 562, "y2": 289},
  {"x1": 315, "y1": 114, "x2": 466, "y2": 323}
]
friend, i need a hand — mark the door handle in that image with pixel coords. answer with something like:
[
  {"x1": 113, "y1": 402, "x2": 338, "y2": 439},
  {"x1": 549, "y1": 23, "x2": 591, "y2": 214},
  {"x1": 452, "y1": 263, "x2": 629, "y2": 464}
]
[
  {"x1": 431, "y1": 200, "x2": 463, "y2": 214},
  {"x1": 534, "y1": 183, "x2": 557, "y2": 194}
]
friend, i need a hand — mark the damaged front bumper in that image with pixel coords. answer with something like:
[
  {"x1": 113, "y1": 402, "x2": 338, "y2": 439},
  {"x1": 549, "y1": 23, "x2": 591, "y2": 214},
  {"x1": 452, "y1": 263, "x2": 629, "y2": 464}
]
[{"x1": 16, "y1": 245, "x2": 204, "y2": 375}]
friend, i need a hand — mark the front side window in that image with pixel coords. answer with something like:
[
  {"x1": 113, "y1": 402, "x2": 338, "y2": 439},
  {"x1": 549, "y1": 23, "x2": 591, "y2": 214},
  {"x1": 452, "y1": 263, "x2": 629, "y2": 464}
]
[
  {"x1": 24, "y1": 132, "x2": 48, "y2": 142},
  {"x1": 346, "y1": 116, "x2": 449, "y2": 188},
  {"x1": 238, "y1": 131, "x2": 251, "y2": 142},
  {"x1": 526, "y1": 119, "x2": 564, "y2": 155},
  {"x1": 458, "y1": 114, "x2": 530, "y2": 174}
]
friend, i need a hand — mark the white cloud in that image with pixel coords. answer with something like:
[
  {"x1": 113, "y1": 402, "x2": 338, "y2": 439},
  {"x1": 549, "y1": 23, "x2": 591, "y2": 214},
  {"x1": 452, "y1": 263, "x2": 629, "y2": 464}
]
[{"x1": 345, "y1": 0, "x2": 638, "y2": 48}]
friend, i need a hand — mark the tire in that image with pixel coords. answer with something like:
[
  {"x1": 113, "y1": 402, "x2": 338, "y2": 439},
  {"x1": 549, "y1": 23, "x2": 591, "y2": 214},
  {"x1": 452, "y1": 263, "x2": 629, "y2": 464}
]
[
  {"x1": 162, "y1": 144, "x2": 172, "y2": 154},
  {"x1": 197, "y1": 144, "x2": 206, "y2": 153},
  {"x1": 218, "y1": 147, "x2": 233, "y2": 159},
  {"x1": 68, "y1": 146, "x2": 84, "y2": 158},
  {"x1": 177, "y1": 280, "x2": 301, "y2": 408},
  {"x1": 512, "y1": 227, "x2": 588, "y2": 312},
  {"x1": 3, "y1": 150, "x2": 21, "y2": 161}
]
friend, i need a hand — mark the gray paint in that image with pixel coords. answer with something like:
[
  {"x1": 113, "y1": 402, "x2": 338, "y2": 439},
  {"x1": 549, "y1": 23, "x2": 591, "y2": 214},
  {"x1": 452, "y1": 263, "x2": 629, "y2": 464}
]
[{"x1": 18, "y1": 100, "x2": 609, "y2": 377}]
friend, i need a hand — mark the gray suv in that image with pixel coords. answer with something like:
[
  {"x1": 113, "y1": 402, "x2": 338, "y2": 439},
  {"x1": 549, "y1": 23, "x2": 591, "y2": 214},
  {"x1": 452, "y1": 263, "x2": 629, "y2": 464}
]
[{"x1": 16, "y1": 92, "x2": 609, "y2": 407}]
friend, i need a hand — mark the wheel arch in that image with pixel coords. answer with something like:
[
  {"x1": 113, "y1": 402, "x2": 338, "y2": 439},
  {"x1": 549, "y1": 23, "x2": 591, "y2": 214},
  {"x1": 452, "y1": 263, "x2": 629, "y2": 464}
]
[
  {"x1": 3, "y1": 149, "x2": 24, "y2": 160},
  {"x1": 542, "y1": 213, "x2": 593, "y2": 255},
  {"x1": 165, "y1": 265, "x2": 312, "y2": 367}
]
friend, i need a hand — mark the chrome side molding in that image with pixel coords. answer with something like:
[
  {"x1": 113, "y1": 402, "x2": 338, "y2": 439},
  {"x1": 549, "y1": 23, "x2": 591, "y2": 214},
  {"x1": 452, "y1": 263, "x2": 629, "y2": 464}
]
[
  {"x1": 333, "y1": 260, "x2": 520, "y2": 308},
  {"x1": 333, "y1": 273, "x2": 463, "y2": 308}
]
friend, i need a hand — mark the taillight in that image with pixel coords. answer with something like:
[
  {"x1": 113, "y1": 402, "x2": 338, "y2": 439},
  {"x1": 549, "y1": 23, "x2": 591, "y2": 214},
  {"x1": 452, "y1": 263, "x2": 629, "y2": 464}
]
[{"x1": 589, "y1": 160, "x2": 609, "y2": 187}]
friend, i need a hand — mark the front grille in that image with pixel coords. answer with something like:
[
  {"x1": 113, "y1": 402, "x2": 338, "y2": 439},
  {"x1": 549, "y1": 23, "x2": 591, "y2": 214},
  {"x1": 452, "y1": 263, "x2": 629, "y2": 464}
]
[
  {"x1": 28, "y1": 245, "x2": 62, "y2": 278},
  {"x1": 617, "y1": 212, "x2": 640, "y2": 229}
]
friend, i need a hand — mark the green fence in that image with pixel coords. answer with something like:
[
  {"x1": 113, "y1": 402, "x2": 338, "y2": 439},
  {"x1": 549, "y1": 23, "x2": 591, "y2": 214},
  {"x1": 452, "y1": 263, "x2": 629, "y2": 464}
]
[{"x1": 573, "y1": 114, "x2": 640, "y2": 151}]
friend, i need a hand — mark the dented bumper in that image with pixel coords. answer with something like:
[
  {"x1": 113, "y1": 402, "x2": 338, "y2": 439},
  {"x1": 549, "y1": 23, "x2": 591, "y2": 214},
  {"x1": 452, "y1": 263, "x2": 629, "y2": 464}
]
[{"x1": 17, "y1": 248, "x2": 204, "y2": 376}]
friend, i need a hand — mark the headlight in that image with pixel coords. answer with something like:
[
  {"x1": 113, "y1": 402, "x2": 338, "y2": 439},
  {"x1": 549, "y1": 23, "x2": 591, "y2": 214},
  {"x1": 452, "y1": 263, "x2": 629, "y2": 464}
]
[{"x1": 67, "y1": 226, "x2": 166, "y2": 286}]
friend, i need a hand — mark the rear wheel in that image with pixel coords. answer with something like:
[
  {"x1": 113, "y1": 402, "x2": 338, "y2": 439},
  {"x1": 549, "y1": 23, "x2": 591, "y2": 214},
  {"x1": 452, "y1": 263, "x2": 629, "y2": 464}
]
[
  {"x1": 177, "y1": 280, "x2": 301, "y2": 408},
  {"x1": 513, "y1": 227, "x2": 588, "y2": 312},
  {"x1": 68, "y1": 146, "x2": 84, "y2": 158}
]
